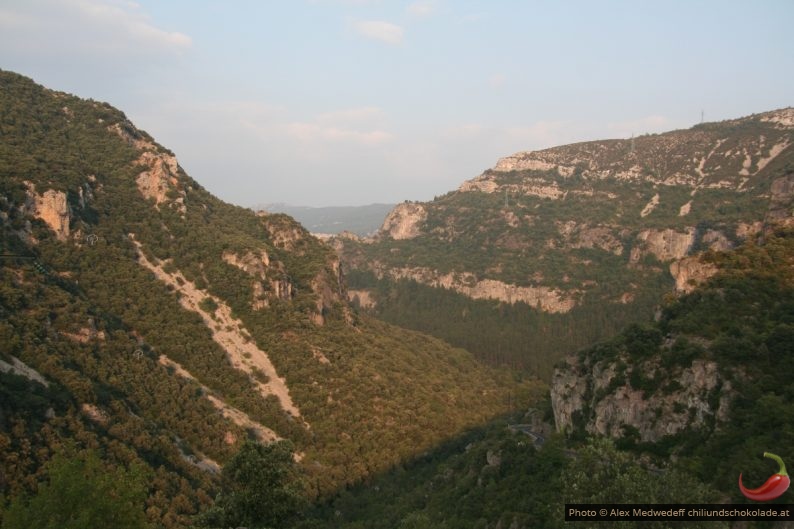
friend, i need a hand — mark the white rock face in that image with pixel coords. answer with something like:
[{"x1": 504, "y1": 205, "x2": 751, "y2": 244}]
[
  {"x1": 376, "y1": 266, "x2": 577, "y2": 313},
  {"x1": 459, "y1": 174, "x2": 499, "y2": 193},
  {"x1": 380, "y1": 203, "x2": 427, "y2": 240},
  {"x1": 493, "y1": 152, "x2": 575, "y2": 177}
]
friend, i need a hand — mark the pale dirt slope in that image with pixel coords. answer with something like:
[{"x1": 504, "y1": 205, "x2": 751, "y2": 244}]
[{"x1": 131, "y1": 237, "x2": 304, "y2": 424}]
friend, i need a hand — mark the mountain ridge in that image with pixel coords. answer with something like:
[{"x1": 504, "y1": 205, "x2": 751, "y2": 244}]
[
  {"x1": 336, "y1": 107, "x2": 794, "y2": 376},
  {"x1": 0, "y1": 69, "x2": 537, "y2": 527}
]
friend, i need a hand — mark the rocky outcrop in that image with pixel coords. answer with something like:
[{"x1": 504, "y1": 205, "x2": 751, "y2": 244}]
[
  {"x1": 135, "y1": 151, "x2": 183, "y2": 209},
  {"x1": 494, "y1": 153, "x2": 575, "y2": 178},
  {"x1": 767, "y1": 173, "x2": 794, "y2": 227},
  {"x1": 348, "y1": 289, "x2": 376, "y2": 309},
  {"x1": 630, "y1": 228, "x2": 695, "y2": 263},
  {"x1": 222, "y1": 250, "x2": 271, "y2": 279},
  {"x1": 552, "y1": 355, "x2": 732, "y2": 442},
  {"x1": 460, "y1": 173, "x2": 566, "y2": 199},
  {"x1": 380, "y1": 202, "x2": 427, "y2": 240},
  {"x1": 701, "y1": 229, "x2": 732, "y2": 252},
  {"x1": 555, "y1": 221, "x2": 624, "y2": 255},
  {"x1": 459, "y1": 173, "x2": 499, "y2": 193},
  {"x1": 375, "y1": 265, "x2": 577, "y2": 313},
  {"x1": 309, "y1": 257, "x2": 347, "y2": 325},
  {"x1": 640, "y1": 193, "x2": 660, "y2": 217},
  {"x1": 109, "y1": 121, "x2": 187, "y2": 213},
  {"x1": 669, "y1": 257, "x2": 718, "y2": 293},
  {"x1": 81, "y1": 403, "x2": 110, "y2": 425},
  {"x1": 760, "y1": 108, "x2": 794, "y2": 128},
  {"x1": 25, "y1": 184, "x2": 70, "y2": 241},
  {"x1": 258, "y1": 213, "x2": 308, "y2": 252},
  {"x1": 223, "y1": 250, "x2": 289, "y2": 309}
]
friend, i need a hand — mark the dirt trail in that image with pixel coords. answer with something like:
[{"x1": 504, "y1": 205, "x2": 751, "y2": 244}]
[
  {"x1": 132, "y1": 238, "x2": 304, "y2": 422},
  {"x1": 158, "y1": 355, "x2": 280, "y2": 442}
]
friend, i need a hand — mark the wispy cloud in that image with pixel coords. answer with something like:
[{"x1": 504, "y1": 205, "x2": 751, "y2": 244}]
[
  {"x1": 70, "y1": 0, "x2": 191, "y2": 50},
  {"x1": 317, "y1": 106, "x2": 384, "y2": 124},
  {"x1": 489, "y1": 73, "x2": 507, "y2": 88},
  {"x1": 288, "y1": 106, "x2": 391, "y2": 145},
  {"x1": 353, "y1": 20, "x2": 403, "y2": 45},
  {"x1": 407, "y1": 1, "x2": 435, "y2": 17},
  {"x1": 0, "y1": 0, "x2": 191, "y2": 56},
  {"x1": 287, "y1": 123, "x2": 392, "y2": 145}
]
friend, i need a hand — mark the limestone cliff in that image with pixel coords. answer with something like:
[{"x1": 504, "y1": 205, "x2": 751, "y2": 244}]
[
  {"x1": 24, "y1": 183, "x2": 71, "y2": 241},
  {"x1": 551, "y1": 352, "x2": 732, "y2": 442},
  {"x1": 630, "y1": 228, "x2": 695, "y2": 263},
  {"x1": 373, "y1": 265, "x2": 577, "y2": 313},
  {"x1": 380, "y1": 202, "x2": 427, "y2": 240},
  {"x1": 308, "y1": 255, "x2": 348, "y2": 325}
]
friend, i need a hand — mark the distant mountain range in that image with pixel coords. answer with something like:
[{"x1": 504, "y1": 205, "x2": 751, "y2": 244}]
[{"x1": 254, "y1": 203, "x2": 395, "y2": 236}]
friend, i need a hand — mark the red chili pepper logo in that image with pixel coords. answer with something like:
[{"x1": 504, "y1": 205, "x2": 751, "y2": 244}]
[{"x1": 739, "y1": 452, "x2": 790, "y2": 502}]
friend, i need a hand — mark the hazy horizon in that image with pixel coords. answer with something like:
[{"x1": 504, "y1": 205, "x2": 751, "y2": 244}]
[{"x1": 1, "y1": 0, "x2": 792, "y2": 207}]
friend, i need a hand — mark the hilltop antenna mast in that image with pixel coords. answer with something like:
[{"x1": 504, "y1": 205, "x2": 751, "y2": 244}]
[
  {"x1": 701, "y1": 109, "x2": 704, "y2": 124},
  {"x1": 630, "y1": 133, "x2": 635, "y2": 154}
]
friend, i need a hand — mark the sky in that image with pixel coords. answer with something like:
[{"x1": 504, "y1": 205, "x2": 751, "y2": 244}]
[{"x1": 1, "y1": 1, "x2": 793, "y2": 207}]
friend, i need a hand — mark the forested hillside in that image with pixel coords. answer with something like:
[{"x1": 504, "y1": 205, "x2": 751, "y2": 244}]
[
  {"x1": 0, "y1": 70, "x2": 540, "y2": 528},
  {"x1": 553, "y1": 228, "x2": 794, "y2": 496},
  {"x1": 338, "y1": 110, "x2": 794, "y2": 377},
  {"x1": 305, "y1": 229, "x2": 794, "y2": 529}
]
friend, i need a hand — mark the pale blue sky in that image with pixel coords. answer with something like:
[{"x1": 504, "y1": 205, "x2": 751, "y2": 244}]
[{"x1": 1, "y1": 0, "x2": 792, "y2": 206}]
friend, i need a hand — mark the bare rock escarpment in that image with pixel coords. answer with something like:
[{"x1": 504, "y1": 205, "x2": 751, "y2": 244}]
[
  {"x1": 380, "y1": 202, "x2": 427, "y2": 240},
  {"x1": 24, "y1": 183, "x2": 71, "y2": 241},
  {"x1": 551, "y1": 354, "x2": 733, "y2": 442}
]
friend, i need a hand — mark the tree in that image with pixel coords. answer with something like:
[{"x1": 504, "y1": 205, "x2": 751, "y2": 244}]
[
  {"x1": 1, "y1": 449, "x2": 150, "y2": 529},
  {"x1": 561, "y1": 438, "x2": 726, "y2": 529},
  {"x1": 197, "y1": 440, "x2": 305, "y2": 529}
]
